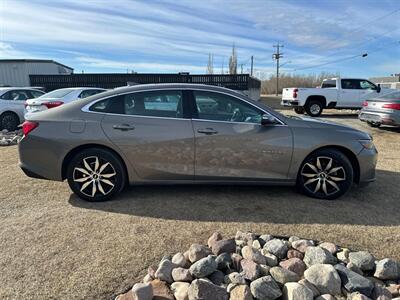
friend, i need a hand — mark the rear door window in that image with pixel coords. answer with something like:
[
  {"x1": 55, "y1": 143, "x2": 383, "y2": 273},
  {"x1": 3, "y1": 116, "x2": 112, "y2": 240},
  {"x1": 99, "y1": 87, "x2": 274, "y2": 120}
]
[{"x1": 341, "y1": 79, "x2": 361, "y2": 89}]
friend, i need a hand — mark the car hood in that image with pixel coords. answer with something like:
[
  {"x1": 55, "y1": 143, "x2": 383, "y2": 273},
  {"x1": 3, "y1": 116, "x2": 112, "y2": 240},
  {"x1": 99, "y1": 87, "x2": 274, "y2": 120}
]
[{"x1": 286, "y1": 115, "x2": 371, "y2": 139}]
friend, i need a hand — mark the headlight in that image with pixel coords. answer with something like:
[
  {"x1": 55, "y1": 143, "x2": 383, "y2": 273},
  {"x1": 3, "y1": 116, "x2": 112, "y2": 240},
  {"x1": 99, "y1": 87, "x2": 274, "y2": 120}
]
[{"x1": 359, "y1": 139, "x2": 374, "y2": 150}]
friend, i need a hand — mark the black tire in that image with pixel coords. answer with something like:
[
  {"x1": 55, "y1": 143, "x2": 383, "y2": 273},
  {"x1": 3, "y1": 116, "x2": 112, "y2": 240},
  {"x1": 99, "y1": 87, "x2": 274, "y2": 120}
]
[
  {"x1": 67, "y1": 148, "x2": 127, "y2": 202},
  {"x1": 294, "y1": 107, "x2": 305, "y2": 114},
  {"x1": 0, "y1": 112, "x2": 20, "y2": 131},
  {"x1": 305, "y1": 100, "x2": 323, "y2": 117},
  {"x1": 297, "y1": 149, "x2": 353, "y2": 200},
  {"x1": 367, "y1": 121, "x2": 381, "y2": 128}
]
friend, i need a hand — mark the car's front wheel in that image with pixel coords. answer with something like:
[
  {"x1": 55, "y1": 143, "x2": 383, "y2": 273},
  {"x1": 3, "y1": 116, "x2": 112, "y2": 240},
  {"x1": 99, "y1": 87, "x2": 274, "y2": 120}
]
[
  {"x1": 297, "y1": 149, "x2": 353, "y2": 200},
  {"x1": 67, "y1": 148, "x2": 126, "y2": 202}
]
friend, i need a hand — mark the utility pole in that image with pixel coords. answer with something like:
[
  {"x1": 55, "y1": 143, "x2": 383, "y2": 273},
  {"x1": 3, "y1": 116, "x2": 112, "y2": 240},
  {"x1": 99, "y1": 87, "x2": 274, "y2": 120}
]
[
  {"x1": 273, "y1": 43, "x2": 284, "y2": 96},
  {"x1": 240, "y1": 64, "x2": 243, "y2": 74},
  {"x1": 250, "y1": 56, "x2": 254, "y2": 76}
]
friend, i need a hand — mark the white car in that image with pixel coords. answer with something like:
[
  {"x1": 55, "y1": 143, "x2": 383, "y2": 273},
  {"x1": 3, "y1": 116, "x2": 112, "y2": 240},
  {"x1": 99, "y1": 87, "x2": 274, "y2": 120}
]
[
  {"x1": 281, "y1": 78, "x2": 396, "y2": 117},
  {"x1": 25, "y1": 87, "x2": 106, "y2": 115},
  {"x1": 0, "y1": 87, "x2": 44, "y2": 131}
]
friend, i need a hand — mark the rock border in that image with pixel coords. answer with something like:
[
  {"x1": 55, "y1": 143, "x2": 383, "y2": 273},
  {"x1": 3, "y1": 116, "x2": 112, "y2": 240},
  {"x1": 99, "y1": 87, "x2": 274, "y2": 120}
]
[{"x1": 115, "y1": 231, "x2": 400, "y2": 300}]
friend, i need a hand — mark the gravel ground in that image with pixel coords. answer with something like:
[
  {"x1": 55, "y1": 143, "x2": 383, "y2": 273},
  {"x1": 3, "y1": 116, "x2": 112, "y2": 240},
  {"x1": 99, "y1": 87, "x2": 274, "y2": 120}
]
[{"x1": 0, "y1": 105, "x2": 399, "y2": 299}]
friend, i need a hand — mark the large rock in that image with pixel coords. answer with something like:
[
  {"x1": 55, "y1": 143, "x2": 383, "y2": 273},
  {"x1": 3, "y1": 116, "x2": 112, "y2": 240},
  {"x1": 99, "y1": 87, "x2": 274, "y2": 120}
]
[
  {"x1": 242, "y1": 246, "x2": 266, "y2": 265},
  {"x1": 171, "y1": 282, "x2": 190, "y2": 300},
  {"x1": 226, "y1": 272, "x2": 246, "y2": 284},
  {"x1": 303, "y1": 246, "x2": 337, "y2": 267},
  {"x1": 315, "y1": 295, "x2": 336, "y2": 300},
  {"x1": 347, "y1": 292, "x2": 373, "y2": 300},
  {"x1": 287, "y1": 249, "x2": 304, "y2": 260},
  {"x1": 348, "y1": 251, "x2": 375, "y2": 272},
  {"x1": 131, "y1": 283, "x2": 153, "y2": 300},
  {"x1": 374, "y1": 258, "x2": 399, "y2": 280},
  {"x1": 155, "y1": 259, "x2": 176, "y2": 283},
  {"x1": 172, "y1": 252, "x2": 189, "y2": 268},
  {"x1": 298, "y1": 278, "x2": 320, "y2": 298},
  {"x1": 240, "y1": 259, "x2": 261, "y2": 281},
  {"x1": 291, "y1": 240, "x2": 314, "y2": 253},
  {"x1": 303, "y1": 264, "x2": 342, "y2": 295},
  {"x1": 208, "y1": 232, "x2": 224, "y2": 248},
  {"x1": 250, "y1": 276, "x2": 282, "y2": 300},
  {"x1": 151, "y1": 279, "x2": 175, "y2": 300},
  {"x1": 229, "y1": 285, "x2": 254, "y2": 300},
  {"x1": 269, "y1": 266, "x2": 300, "y2": 285},
  {"x1": 264, "y1": 239, "x2": 288, "y2": 259},
  {"x1": 188, "y1": 279, "x2": 229, "y2": 300},
  {"x1": 319, "y1": 242, "x2": 338, "y2": 255},
  {"x1": 188, "y1": 244, "x2": 212, "y2": 263},
  {"x1": 261, "y1": 251, "x2": 279, "y2": 267},
  {"x1": 282, "y1": 282, "x2": 314, "y2": 300},
  {"x1": 231, "y1": 253, "x2": 243, "y2": 271},
  {"x1": 280, "y1": 258, "x2": 307, "y2": 276},
  {"x1": 212, "y1": 239, "x2": 237, "y2": 255},
  {"x1": 189, "y1": 255, "x2": 217, "y2": 278},
  {"x1": 334, "y1": 264, "x2": 374, "y2": 296},
  {"x1": 209, "y1": 270, "x2": 225, "y2": 286},
  {"x1": 216, "y1": 253, "x2": 232, "y2": 270},
  {"x1": 235, "y1": 231, "x2": 256, "y2": 245},
  {"x1": 172, "y1": 267, "x2": 193, "y2": 282}
]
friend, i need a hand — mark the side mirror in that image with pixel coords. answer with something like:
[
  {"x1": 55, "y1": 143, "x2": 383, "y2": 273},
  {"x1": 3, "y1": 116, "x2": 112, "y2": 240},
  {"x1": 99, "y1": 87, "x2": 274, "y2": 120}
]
[
  {"x1": 261, "y1": 114, "x2": 277, "y2": 125},
  {"x1": 377, "y1": 84, "x2": 381, "y2": 93}
]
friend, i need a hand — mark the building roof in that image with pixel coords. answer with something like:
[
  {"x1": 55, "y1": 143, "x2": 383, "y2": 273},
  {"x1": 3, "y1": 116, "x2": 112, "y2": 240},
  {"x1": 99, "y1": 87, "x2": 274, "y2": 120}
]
[{"x1": 0, "y1": 59, "x2": 73, "y2": 71}]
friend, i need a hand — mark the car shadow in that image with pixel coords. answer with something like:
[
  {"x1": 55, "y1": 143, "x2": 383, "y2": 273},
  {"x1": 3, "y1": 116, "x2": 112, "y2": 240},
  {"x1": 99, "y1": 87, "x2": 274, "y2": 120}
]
[{"x1": 68, "y1": 169, "x2": 400, "y2": 226}]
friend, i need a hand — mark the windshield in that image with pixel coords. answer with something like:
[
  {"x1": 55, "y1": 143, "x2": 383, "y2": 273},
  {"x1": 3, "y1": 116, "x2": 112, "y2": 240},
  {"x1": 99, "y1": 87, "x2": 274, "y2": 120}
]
[
  {"x1": 39, "y1": 89, "x2": 74, "y2": 98},
  {"x1": 379, "y1": 91, "x2": 400, "y2": 100}
]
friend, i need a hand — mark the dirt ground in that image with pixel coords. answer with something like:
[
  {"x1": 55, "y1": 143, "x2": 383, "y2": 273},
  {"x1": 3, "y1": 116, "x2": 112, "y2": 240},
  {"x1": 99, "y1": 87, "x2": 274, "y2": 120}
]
[{"x1": 0, "y1": 99, "x2": 399, "y2": 299}]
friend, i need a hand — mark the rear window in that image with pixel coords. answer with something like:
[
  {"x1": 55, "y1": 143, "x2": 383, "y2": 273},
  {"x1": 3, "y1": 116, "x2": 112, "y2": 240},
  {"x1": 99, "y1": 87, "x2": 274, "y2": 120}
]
[
  {"x1": 40, "y1": 89, "x2": 74, "y2": 98},
  {"x1": 321, "y1": 80, "x2": 336, "y2": 88},
  {"x1": 379, "y1": 91, "x2": 400, "y2": 100}
]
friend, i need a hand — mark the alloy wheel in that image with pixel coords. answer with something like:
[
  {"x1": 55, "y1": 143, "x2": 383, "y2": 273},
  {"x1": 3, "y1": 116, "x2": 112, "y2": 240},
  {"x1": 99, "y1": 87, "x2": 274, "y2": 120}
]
[
  {"x1": 73, "y1": 156, "x2": 116, "y2": 198},
  {"x1": 310, "y1": 104, "x2": 321, "y2": 115},
  {"x1": 300, "y1": 156, "x2": 346, "y2": 197}
]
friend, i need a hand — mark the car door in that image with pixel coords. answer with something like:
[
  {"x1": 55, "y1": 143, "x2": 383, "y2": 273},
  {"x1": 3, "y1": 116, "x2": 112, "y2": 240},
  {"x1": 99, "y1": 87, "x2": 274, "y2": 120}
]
[
  {"x1": 191, "y1": 90, "x2": 293, "y2": 180},
  {"x1": 339, "y1": 79, "x2": 361, "y2": 107},
  {"x1": 92, "y1": 89, "x2": 195, "y2": 180},
  {"x1": 358, "y1": 80, "x2": 380, "y2": 104}
]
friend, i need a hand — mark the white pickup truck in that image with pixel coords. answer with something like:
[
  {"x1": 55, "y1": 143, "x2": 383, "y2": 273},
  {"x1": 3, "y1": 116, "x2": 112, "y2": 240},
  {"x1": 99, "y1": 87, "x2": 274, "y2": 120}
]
[{"x1": 281, "y1": 77, "x2": 395, "y2": 117}]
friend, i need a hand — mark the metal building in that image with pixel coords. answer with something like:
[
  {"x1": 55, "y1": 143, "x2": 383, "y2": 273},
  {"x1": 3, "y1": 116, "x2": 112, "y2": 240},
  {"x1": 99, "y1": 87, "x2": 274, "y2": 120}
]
[{"x1": 0, "y1": 59, "x2": 73, "y2": 87}]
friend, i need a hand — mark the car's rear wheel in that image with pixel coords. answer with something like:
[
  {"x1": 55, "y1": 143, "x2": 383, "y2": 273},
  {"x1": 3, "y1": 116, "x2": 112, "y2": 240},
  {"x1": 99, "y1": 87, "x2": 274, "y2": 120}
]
[
  {"x1": 0, "y1": 112, "x2": 20, "y2": 131},
  {"x1": 297, "y1": 149, "x2": 353, "y2": 200},
  {"x1": 305, "y1": 100, "x2": 323, "y2": 117},
  {"x1": 294, "y1": 107, "x2": 305, "y2": 114},
  {"x1": 67, "y1": 148, "x2": 126, "y2": 202}
]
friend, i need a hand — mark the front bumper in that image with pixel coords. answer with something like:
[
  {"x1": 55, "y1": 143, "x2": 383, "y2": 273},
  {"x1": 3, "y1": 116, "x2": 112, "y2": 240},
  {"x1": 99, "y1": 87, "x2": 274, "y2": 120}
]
[
  {"x1": 357, "y1": 146, "x2": 378, "y2": 184},
  {"x1": 281, "y1": 100, "x2": 300, "y2": 107},
  {"x1": 359, "y1": 111, "x2": 400, "y2": 126}
]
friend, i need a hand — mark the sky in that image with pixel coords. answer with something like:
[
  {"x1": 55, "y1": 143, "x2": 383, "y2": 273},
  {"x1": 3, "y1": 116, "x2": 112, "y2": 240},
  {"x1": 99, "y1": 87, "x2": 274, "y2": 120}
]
[{"x1": 0, "y1": 0, "x2": 399, "y2": 79}]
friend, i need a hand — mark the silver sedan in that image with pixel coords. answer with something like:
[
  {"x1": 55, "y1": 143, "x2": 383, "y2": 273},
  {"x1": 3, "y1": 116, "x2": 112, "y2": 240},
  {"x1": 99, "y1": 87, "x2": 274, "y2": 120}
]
[
  {"x1": 359, "y1": 90, "x2": 400, "y2": 128},
  {"x1": 18, "y1": 84, "x2": 377, "y2": 201}
]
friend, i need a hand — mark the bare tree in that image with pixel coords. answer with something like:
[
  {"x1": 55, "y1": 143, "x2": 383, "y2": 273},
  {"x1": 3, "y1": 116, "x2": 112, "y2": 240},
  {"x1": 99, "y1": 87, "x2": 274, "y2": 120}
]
[
  {"x1": 229, "y1": 44, "x2": 237, "y2": 75},
  {"x1": 206, "y1": 53, "x2": 214, "y2": 74}
]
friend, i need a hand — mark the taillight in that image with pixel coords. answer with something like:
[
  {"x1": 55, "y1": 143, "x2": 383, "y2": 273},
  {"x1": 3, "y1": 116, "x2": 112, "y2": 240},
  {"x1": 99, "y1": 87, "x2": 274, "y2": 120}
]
[
  {"x1": 382, "y1": 103, "x2": 400, "y2": 110},
  {"x1": 43, "y1": 101, "x2": 64, "y2": 109},
  {"x1": 22, "y1": 121, "x2": 39, "y2": 136},
  {"x1": 293, "y1": 88, "x2": 298, "y2": 98},
  {"x1": 362, "y1": 101, "x2": 368, "y2": 107}
]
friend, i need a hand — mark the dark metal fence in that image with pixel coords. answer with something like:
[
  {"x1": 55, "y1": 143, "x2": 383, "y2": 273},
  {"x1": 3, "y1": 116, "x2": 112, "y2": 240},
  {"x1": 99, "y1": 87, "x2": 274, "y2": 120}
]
[{"x1": 29, "y1": 73, "x2": 261, "y2": 92}]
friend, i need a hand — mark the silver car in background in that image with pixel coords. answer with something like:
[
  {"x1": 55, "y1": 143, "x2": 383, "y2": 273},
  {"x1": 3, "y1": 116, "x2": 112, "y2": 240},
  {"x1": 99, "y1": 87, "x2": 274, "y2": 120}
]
[
  {"x1": 25, "y1": 87, "x2": 106, "y2": 115},
  {"x1": 19, "y1": 84, "x2": 377, "y2": 202},
  {"x1": 359, "y1": 90, "x2": 400, "y2": 128},
  {"x1": 0, "y1": 87, "x2": 44, "y2": 131}
]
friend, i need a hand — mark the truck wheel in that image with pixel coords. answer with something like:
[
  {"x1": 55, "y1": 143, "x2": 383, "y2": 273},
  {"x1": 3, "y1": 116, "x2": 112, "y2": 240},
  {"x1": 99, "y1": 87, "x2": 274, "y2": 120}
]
[
  {"x1": 294, "y1": 107, "x2": 305, "y2": 114},
  {"x1": 305, "y1": 100, "x2": 323, "y2": 117}
]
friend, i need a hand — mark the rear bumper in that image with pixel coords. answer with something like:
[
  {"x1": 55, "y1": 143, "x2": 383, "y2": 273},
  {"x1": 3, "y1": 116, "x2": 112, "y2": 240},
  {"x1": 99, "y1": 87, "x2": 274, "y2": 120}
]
[
  {"x1": 359, "y1": 111, "x2": 400, "y2": 126},
  {"x1": 281, "y1": 99, "x2": 300, "y2": 107}
]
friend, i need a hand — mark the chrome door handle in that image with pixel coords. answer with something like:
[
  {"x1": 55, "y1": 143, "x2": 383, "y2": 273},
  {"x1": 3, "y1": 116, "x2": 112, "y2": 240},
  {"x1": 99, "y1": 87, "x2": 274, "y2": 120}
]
[
  {"x1": 197, "y1": 128, "x2": 218, "y2": 135},
  {"x1": 113, "y1": 124, "x2": 135, "y2": 131}
]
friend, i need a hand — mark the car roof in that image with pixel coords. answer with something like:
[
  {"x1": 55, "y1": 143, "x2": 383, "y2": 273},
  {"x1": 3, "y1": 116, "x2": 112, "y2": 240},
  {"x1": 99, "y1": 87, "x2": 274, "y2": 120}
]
[{"x1": 48, "y1": 87, "x2": 106, "y2": 91}]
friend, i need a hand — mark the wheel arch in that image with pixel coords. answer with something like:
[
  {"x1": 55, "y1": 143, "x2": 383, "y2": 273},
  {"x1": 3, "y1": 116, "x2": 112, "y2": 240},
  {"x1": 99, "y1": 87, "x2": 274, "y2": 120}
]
[
  {"x1": 61, "y1": 144, "x2": 129, "y2": 181},
  {"x1": 305, "y1": 95, "x2": 327, "y2": 107},
  {"x1": 298, "y1": 145, "x2": 360, "y2": 183}
]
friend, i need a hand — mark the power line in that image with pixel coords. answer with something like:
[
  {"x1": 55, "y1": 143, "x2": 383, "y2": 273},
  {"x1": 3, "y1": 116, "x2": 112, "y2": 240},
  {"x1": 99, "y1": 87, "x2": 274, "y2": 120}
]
[{"x1": 292, "y1": 53, "x2": 367, "y2": 72}]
